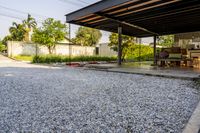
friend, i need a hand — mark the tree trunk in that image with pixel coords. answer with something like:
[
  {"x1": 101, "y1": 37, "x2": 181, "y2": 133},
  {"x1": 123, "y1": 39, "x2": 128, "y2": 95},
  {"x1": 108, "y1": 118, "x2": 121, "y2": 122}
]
[
  {"x1": 48, "y1": 46, "x2": 52, "y2": 54},
  {"x1": 24, "y1": 32, "x2": 29, "y2": 42},
  {"x1": 121, "y1": 47, "x2": 126, "y2": 62},
  {"x1": 27, "y1": 32, "x2": 30, "y2": 42}
]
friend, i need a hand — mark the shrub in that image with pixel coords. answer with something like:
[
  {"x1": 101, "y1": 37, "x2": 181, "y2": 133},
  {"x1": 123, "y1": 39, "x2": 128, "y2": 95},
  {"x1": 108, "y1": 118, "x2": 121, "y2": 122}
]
[
  {"x1": 125, "y1": 44, "x2": 154, "y2": 61},
  {"x1": 32, "y1": 55, "x2": 117, "y2": 63},
  {"x1": 0, "y1": 42, "x2": 6, "y2": 52}
]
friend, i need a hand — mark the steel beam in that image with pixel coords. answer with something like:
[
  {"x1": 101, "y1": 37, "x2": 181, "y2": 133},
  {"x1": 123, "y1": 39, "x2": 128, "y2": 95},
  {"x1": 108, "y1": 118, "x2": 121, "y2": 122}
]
[
  {"x1": 153, "y1": 35, "x2": 157, "y2": 65},
  {"x1": 118, "y1": 26, "x2": 122, "y2": 65},
  {"x1": 95, "y1": 13, "x2": 158, "y2": 36}
]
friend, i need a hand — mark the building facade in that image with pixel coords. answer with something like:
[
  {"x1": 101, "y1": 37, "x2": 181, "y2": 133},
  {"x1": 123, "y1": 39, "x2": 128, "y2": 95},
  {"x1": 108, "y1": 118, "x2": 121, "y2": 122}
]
[{"x1": 174, "y1": 31, "x2": 200, "y2": 49}]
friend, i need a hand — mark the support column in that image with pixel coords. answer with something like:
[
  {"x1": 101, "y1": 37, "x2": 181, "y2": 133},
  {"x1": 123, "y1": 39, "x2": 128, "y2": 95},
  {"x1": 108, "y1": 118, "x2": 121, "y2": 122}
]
[
  {"x1": 68, "y1": 23, "x2": 71, "y2": 64},
  {"x1": 153, "y1": 35, "x2": 157, "y2": 65},
  {"x1": 118, "y1": 26, "x2": 122, "y2": 65}
]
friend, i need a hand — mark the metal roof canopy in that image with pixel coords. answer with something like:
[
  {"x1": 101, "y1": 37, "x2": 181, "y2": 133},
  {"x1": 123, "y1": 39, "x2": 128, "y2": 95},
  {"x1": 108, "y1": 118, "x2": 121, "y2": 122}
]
[{"x1": 65, "y1": 0, "x2": 200, "y2": 37}]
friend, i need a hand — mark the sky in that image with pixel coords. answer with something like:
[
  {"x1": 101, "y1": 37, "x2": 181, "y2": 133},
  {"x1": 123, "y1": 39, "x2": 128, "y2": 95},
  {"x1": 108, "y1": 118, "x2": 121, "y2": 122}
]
[{"x1": 0, "y1": 0, "x2": 152, "y2": 43}]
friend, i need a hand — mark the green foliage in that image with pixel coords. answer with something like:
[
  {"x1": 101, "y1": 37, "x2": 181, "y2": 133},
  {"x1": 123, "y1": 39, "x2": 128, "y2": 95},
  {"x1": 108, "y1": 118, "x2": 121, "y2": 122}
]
[
  {"x1": 4, "y1": 14, "x2": 37, "y2": 42},
  {"x1": 23, "y1": 14, "x2": 37, "y2": 42},
  {"x1": 73, "y1": 26, "x2": 102, "y2": 46},
  {"x1": 13, "y1": 55, "x2": 33, "y2": 61},
  {"x1": 32, "y1": 18, "x2": 68, "y2": 54},
  {"x1": 108, "y1": 33, "x2": 154, "y2": 61},
  {"x1": 9, "y1": 22, "x2": 26, "y2": 41},
  {"x1": 1, "y1": 35, "x2": 12, "y2": 45},
  {"x1": 158, "y1": 35, "x2": 174, "y2": 47},
  {"x1": 0, "y1": 40, "x2": 6, "y2": 52},
  {"x1": 125, "y1": 44, "x2": 154, "y2": 61},
  {"x1": 109, "y1": 33, "x2": 136, "y2": 60},
  {"x1": 32, "y1": 55, "x2": 117, "y2": 64}
]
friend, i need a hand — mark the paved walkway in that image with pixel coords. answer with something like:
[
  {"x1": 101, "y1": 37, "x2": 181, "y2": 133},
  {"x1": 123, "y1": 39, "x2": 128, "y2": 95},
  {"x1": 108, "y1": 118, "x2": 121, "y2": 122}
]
[{"x1": 0, "y1": 54, "x2": 15, "y2": 64}]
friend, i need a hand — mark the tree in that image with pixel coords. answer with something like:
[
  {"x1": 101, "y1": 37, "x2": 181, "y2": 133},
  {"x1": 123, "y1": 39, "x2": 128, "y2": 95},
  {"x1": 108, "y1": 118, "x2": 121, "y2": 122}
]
[
  {"x1": 32, "y1": 18, "x2": 68, "y2": 54},
  {"x1": 1, "y1": 35, "x2": 12, "y2": 46},
  {"x1": 74, "y1": 26, "x2": 102, "y2": 46},
  {"x1": 0, "y1": 40, "x2": 6, "y2": 52},
  {"x1": 108, "y1": 33, "x2": 136, "y2": 61},
  {"x1": 157, "y1": 35, "x2": 174, "y2": 47},
  {"x1": 23, "y1": 14, "x2": 37, "y2": 42},
  {"x1": 9, "y1": 22, "x2": 26, "y2": 41}
]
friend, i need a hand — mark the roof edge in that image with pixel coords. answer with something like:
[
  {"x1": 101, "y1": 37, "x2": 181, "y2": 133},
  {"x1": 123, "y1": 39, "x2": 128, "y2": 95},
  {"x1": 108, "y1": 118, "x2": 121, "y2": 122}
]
[{"x1": 65, "y1": 0, "x2": 133, "y2": 22}]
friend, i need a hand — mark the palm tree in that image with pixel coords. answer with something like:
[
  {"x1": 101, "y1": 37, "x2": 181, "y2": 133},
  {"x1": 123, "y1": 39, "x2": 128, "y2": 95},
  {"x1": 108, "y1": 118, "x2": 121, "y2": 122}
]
[
  {"x1": 9, "y1": 22, "x2": 26, "y2": 41},
  {"x1": 23, "y1": 14, "x2": 37, "y2": 42}
]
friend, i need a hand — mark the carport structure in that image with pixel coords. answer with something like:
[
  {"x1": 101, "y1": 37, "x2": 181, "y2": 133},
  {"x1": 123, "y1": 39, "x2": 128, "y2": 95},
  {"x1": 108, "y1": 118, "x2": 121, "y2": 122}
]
[{"x1": 65, "y1": 0, "x2": 200, "y2": 65}]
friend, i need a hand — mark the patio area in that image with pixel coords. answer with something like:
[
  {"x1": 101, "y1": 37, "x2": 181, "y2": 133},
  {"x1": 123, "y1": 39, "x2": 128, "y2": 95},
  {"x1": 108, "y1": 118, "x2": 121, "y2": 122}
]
[{"x1": 85, "y1": 61, "x2": 200, "y2": 81}]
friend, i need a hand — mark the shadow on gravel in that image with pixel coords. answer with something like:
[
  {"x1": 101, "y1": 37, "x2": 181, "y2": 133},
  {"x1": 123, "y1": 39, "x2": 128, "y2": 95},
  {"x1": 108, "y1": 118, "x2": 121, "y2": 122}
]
[{"x1": 187, "y1": 80, "x2": 200, "y2": 91}]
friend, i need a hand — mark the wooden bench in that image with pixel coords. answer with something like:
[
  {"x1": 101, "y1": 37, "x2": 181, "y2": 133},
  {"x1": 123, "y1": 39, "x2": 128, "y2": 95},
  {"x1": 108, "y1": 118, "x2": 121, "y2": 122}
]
[
  {"x1": 158, "y1": 47, "x2": 191, "y2": 67},
  {"x1": 158, "y1": 58, "x2": 192, "y2": 67}
]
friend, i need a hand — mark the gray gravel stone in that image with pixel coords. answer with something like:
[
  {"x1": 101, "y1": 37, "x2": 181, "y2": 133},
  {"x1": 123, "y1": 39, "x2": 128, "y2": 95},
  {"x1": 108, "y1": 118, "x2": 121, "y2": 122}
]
[{"x1": 0, "y1": 61, "x2": 199, "y2": 132}]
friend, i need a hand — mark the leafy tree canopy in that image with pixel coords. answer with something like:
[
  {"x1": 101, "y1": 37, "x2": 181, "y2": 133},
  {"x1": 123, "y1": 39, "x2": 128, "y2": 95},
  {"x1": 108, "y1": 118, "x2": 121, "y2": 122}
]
[
  {"x1": 23, "y1": 14, "x2": 37, "y2": 42},
  {"x1": 0, "y1": 39, "x2": 6, "y2": 52},
  {"x1": 157, "y1": 35, "x2": 174, "y2": 47},
  {"x1": 32, "y1": 18, "x2": 68, "y2": 54},
  {"x1": 73, "y1": 26, "x2": 102, "y2": 46},
  {"x1": 1, "y1": 35, "x2": 12, "y2": 45},
  {"x1": 3, "y1": 14, "x2": 37, "y2": 43},
  {"x1": 109, "y1": 33, "x2": 136, "y2": 60},
  {"x1": 9, "y1": 22, "x2": 26, "y2": 41}
]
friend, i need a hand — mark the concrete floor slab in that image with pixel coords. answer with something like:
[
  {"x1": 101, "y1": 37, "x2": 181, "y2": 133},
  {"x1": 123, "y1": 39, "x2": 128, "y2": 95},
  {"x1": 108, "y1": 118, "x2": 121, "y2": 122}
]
[{"x1": 86, "y1": 62, "x2": 200, "y2": 81}]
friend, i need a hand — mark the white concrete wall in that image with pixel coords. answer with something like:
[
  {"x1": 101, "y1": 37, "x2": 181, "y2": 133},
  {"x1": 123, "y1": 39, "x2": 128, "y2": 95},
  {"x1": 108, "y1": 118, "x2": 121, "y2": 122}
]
[
  {"x1": 98, "y1": 43, "x2": 117, "y2": 57},
  {"x1": 7, "y1": 41, "x2": 95, "y2": 57}
]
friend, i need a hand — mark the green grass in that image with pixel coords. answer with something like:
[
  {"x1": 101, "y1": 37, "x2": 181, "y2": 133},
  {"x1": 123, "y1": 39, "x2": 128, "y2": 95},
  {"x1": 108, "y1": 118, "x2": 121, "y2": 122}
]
[
  {"x1": 13, "y1": 55, "x2": 33, "y2": 61},
  {"x1": 32, "y1": 55, "x2": 117, "y2": 63}
]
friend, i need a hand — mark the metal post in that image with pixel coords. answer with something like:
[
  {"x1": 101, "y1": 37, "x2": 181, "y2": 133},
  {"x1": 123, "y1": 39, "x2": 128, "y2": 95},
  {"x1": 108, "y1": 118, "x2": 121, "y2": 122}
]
[
  {"x1": 36, "y1": 44, "x2": 38, "y2": 57},
  {"x1": 153, "y1": 35, "x2": 157, "y2": 65},
  {"x1": 35, "y1": 43, "x2": 39, "y2": 63},
  {"x1": 118, "y1": 26, "x2": 122, "y2": 65},
  {"x1": 139, "y1": 42, "x2": 141, "y2": 62},
  {"x1": 68, "y1": 23, "x2": 71, "y2": 65}
]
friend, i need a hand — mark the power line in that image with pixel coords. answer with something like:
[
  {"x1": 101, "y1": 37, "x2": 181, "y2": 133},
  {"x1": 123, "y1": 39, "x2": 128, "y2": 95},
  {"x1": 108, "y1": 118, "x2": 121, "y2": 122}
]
[
  {"x1": 0, "y1": 13, "x2": 43, "y2": 24},
  {"x1": 76, "y1": 0, "x2": 90, "y2": 4},
  {"x1": 58, "y1": 0, "x2": 86, "y2": 7},
  {"x1": 0, "y1": 4, "x2": 61, "y2": 21},
  {"x1": 0, "y1": 5, "x2": 47, "y2": 18},
  {"x1": 0, "y1": 13, "x2": 24, "y2": 21}
]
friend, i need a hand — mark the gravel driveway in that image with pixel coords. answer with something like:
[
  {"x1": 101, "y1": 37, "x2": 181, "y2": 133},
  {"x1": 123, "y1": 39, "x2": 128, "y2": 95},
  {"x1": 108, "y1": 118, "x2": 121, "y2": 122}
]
[{"x1": 0, "y1": 56, "x2": 199, "y2": 132}]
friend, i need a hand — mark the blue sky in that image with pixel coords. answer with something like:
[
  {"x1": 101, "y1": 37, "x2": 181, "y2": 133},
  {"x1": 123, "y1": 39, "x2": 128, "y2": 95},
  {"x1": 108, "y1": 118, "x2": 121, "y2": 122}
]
[{"x1": 0, "y1": 0, "x2": 152, "y2": 43}]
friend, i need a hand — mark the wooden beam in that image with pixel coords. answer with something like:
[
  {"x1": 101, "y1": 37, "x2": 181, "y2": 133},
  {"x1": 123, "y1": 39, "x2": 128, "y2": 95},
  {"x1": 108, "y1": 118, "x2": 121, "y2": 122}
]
[
  {"x1": 103, "y1": 0, "x2": 140, "y2": 12},
  {"x1": 116, "y1": 0, "x2": 180, "y2": 17},
  {"x1": 131, "y1": 5, "x2": 200, "y2": 22},
  {"x1": 108, "y1": 0, "x2": 161, "y2": 15}
]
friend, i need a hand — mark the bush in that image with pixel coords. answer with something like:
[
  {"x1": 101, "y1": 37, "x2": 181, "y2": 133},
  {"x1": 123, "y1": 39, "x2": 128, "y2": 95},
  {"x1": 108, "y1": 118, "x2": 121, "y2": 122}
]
[
  {"x1": 32, "y1": 55, "x2": 117, "y2": 63},
  {"x1": 125, "y1": 44, "x2": 154, "y2": 61},
  {"x1": 0, "y1": 43, "x2": 6, "y2": 52}
]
